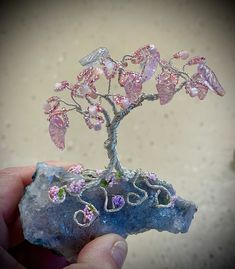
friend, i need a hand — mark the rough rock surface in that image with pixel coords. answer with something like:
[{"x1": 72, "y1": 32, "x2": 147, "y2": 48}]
[{"x1": 19, "y1": 163, "x2": 197, "y2": 262}]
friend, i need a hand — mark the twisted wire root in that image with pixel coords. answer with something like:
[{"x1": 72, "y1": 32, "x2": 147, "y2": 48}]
[
  {"x1": 126, "y1": 170, "x2": 148, "y2": 206},
  {"x1": 73, "y1": 185, "x2": 99, "y2": 228},
  {"x1": 55, "y1": 170, "x2": 176, "y2": 228},
  {"x1": 144, "y1": 178, "x2": 176, "y2": 208},
  {"x1": 101, "y1": 187, "x2": 125, "y2": 213}
]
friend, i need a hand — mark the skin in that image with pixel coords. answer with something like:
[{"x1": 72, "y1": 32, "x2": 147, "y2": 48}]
[{"x1": 0, "y1": 161, "x2": 127, "y2": 269}]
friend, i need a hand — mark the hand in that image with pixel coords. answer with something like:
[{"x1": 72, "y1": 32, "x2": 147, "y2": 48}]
[{"x1": 0, "y1": 162, "x2": 128, "y2": 269}]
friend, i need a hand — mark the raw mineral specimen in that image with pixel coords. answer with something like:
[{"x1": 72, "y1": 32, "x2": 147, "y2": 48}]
[
  {"x1": 19, "y1": 44, "x2": 224, "y2": 261},
  {"x1": 19, "y1": 163, "x2": 197, "y2": 261}
]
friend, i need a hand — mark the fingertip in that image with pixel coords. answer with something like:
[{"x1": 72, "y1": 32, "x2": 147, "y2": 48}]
[{"x1": 76, "y1": 234, "x2": 128, "y2": 269}]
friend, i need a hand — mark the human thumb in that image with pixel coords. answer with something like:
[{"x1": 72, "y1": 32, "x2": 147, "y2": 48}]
[{"x1": 64, "y1": 234, "x2": 128, "y2": 269}]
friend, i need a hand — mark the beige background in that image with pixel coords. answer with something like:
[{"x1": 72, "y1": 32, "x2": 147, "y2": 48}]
[{"x1": 0, "y1": 0, "x2": 235, "y2": 268}]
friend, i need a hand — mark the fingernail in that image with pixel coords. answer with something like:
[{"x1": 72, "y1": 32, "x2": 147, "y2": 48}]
[{"x1": 111, "y1": 240, "x2": 127, "y2": 268}]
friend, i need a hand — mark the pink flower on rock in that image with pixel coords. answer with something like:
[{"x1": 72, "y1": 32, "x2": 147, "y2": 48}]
[
  {"x1": 107, "y1": 173, "x2": 117, "y2": 187},
  {"x1": 67, "y1": 164, "x2": 84, "y2": 174},
  {"x1": 48, "y1": 186, "x2": 66, "y2": 203},
  {"x1": 96, "y1": 169, "x2": 103, "y2": 176},
  {"x1": 83, "y1": 205, "x2": 95, "y2": 222},
  {"x1": 112, "y1": 195, "x2": 125, "y2": 208},
  {"x1": 146, "y1": 172, "x2": 157, "y2": 183},
  {"x1": 67, "y1": 179, "x2": 85, "y2": 194}
]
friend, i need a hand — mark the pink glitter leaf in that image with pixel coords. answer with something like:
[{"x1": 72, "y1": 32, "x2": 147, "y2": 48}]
[
  {"x1": 102, "y1": 58, "x2": 118, "y2": 79},
  {"x1": 131, "y1": 44, "x2": 160, "y2": 82},
  {"x1": 54, "y1": 80, "x2": 69, "y2": 92},
  {"x1": 173, "y1": 50, "x2": 189, "y2": 60},
  {"x1": 156, "y1": 83, "x2": 175, "y2": 105},
  {"x1": 156, "y1": 71, "x2": 178, "y2": 105},
  {"x1": 184, "y1": 73, "x2": 209, "y2": 100},
  {"x1": 185, "y1": 81, "x2": 208, "y2": 100},
  {"x1": 141, "y1": 45, "x2": 160, "y2": 82},
  {"x1": 76, "y1": 67, "x2": 102, "y2": 98},
  {"x1": 49, "y1": 115, "x2": 67, "y2": 150},
  {"x1": 197, "y1": 64, "x2": 225, "y2": 96},
  {"x1": 122, "y1": 72, "x2": 143, "y2": 102},
  {"x1": 186, "y1": 56, "x2": 206, "y2": 66}
]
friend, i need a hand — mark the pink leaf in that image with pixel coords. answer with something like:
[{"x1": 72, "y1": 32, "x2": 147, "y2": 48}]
[
  {"x1": 54, "y1": 80, "x2": 69, "y2": 91},
  {"x1": 185, "y1": 73, "x2": 209, "y2": 100},
  {"x1": 197, "y1": 64, "x2": 225, "y2": 96},
  {"x1": 185, "y1": 81, "x2": 208, "y2": 100},
  {"x1": 156, "y1": 83, "x2": 175, "y2": 105},
  {"x1": 173, "y1": 50, "x2": 189, "y2": 60},
  {"x1": 141, "y1": 45, "x2": 160, "y2": 82},
  {"x1": 156, "y1": 71, "x2": 178, "y2": 105},
  {"x1": 49, "y1": 115, "x2": 67, "y2": 150},
  {"x1": 102, "y1": 58, "x2": 118, "y2": 79},
  {"x1": 123, "y1": 72, "x2": 143, "y2": 102},
  {"x1": 131, "y1": 44, "x2": 160, "y2": 82},
  {"x1": 186, "y1": 56, "x2": 206, "y2": 66}
]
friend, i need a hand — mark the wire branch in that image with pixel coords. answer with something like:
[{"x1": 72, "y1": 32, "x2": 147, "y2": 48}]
[
  {"x1": 97, "y1": 93, "x2": 118, "y2": 115},
  {"x1": 85, "y1": 96, "x2": 111, "y2": 127}
]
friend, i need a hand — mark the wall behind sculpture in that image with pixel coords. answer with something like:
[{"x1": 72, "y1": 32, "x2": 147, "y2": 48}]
[{"x1": 0, "y1": 0, "x2": 234, "y2": 268}]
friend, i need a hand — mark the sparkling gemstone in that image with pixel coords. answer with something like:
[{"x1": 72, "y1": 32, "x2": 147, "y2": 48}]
[
  {"x1": 79, "y1": 83, "x2": 90, "y2": 95},
  {"x1": 79, "y1": 47, "x2": 110, "y2": 66},
  {"x1": 112, "y1": 195, "x2": 125, "y2": 208},
  {"x1": 88, "y1": 105, "x2": 98, "y2": 116},
  {"x1": 120, "y1": 98, "x2": 130, "y2": 109},
  {"x1": 43, "y1": 102, "x2": 51, "y2": 113},
  {"x1": 93, "y1": 121, "x2": 102, "y2": 131}
]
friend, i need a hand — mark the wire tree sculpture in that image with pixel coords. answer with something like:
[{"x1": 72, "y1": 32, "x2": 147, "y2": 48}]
[
  {"x1": 43, "y1": 44, "x2": 224, "y2": 225},
  {"x1": 44, "y1": 44, "x2": 224, "y2": 174}
]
